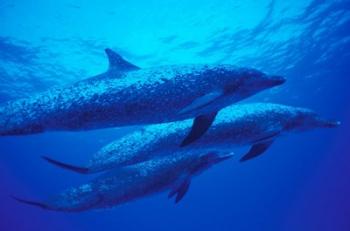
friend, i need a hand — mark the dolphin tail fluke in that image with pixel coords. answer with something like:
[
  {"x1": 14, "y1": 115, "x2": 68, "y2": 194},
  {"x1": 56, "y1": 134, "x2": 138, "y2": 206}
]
[
  {"x1": 42, "y1": 156, "x2": 89, "y2": 174},
  {"x1": 11, "y1": 195, "x2": 49, "y2": 210},
  {"x1": 180, "y1": 112, "x2": 218, "y2": 147}
]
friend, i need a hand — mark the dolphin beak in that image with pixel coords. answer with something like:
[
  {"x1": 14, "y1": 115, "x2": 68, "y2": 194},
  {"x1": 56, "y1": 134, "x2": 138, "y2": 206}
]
[
  {"x1": 320, "y1": 119, "x2": 341, "y2": 128},
  {"x1": 270, "y1": 75, "x2": 286, "y2": 86}
]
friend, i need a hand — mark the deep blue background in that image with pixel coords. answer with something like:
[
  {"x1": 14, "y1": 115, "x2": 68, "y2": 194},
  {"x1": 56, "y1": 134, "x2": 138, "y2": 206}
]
[{"x1": 1, "y1": 0, "x2": 350, "y2": 230}]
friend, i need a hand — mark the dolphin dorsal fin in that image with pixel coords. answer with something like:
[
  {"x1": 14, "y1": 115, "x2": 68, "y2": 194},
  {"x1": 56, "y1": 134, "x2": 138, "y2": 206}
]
[{"x1": 105, "y1": 48, "x2": 140, "y2": 72}]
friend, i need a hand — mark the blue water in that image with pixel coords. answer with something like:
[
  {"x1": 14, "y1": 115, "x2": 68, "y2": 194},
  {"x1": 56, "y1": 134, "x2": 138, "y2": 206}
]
[{"x1": 0, "y1": 0, "x2": 349, "y2": 230}]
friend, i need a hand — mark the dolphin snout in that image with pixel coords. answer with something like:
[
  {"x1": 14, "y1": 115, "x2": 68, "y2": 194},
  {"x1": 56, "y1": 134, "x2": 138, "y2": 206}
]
[
  {"x1": 269, "y1": 75, "x2": 286, "y2": 86},
  {"x1": 322, "y1": 120, "x2": 341, "y2": 128}
]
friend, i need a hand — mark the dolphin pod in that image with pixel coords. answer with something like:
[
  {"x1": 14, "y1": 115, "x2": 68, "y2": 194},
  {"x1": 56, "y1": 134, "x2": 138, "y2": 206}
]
[
  {"x1": 42, "y1": 103, "x2": 340, "y2": 175},
  {"x1": 0, "y1": 48, "x2": 285, "y2": 146},
  {"x1": 13, "y1": 151, "x2": 234, "y2": 212},
  {"x1": 8, "y1": 49, "x2": 339, "y2": 213}
]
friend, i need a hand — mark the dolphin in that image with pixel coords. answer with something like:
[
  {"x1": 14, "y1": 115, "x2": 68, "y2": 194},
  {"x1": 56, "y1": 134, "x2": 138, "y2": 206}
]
[
  {"x1": 13, "y1": 151, "x2": 233, "y2": 212},
  {"x1": 42, "y1": 103, "x2": 339, "y2": 174},
  {"x1": 0, "y1": 49, "x2": 285, "y2": 145}
]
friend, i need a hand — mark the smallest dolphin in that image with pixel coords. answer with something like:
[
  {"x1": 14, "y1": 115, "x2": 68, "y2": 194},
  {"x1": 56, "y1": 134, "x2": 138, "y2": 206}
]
[{"x1": 13, "y1": 151, "x2": 233, "y2": 212}]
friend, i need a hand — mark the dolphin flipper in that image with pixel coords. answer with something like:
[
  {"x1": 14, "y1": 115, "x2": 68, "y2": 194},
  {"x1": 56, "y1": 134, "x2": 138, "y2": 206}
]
[
  {"x1": 105, "y1": 48, "x2": 140, "y2": 72},
  {"x1": 168, "y1": 174, "x2": 191, "y2": 203},
  {"x1": 42, "y1": 156, "x2": 89, "y2": 174},
  {"x1": 240, "y1": 140, "x2": 274, "y2": 162},
  {"x1": 181, "y1": 112, "x2": 217, "y2": 147}
]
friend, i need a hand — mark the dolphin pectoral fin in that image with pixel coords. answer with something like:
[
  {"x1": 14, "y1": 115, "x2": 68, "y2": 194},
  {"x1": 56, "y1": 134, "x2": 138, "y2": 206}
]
[
  {"x1": 179, "y1": 91, "x2": 223, "y2": 115},
  {"x1": 168, "y1": 175, "x2": 191, "y2": 204},
  {"x1": 11, "y1": 196, "x2": 49, "y2": 210},
  {"x1": 41, "y1": 156, "x2": 89, "y2": 174},
  {"x1": 174, "y1": 180, "x2": 190, "y2": 203},
  {"x1": 240, "y1": 140, "x2": 274, "y2": 162},
  {"x1": 180, "y1": 112, "x2": 218, "y2": 147},
  {"x1": 105, "y1": 48, "x2": 140, "y2": 72}
]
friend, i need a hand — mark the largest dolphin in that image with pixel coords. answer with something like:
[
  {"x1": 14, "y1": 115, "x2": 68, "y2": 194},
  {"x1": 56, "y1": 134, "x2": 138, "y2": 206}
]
[
  {"x1": 43, "y1": 103, "x2": 339, "y2": 174},
  {"x1": 0, "y1": 49, "x2": 285, "y2": 145},
  {"x1": 14, "y1": 151, "x2": 233, "y2": 212}
]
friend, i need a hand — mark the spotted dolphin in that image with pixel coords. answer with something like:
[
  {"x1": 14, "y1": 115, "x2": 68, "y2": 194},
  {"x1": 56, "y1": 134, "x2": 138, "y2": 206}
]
[
  {"x1": 0, "y1": 49, "x2": 285, "y2": 145},
  {"x1": 13, "y1": 151, "x2": 233, "y2": 212},
  {"x1": 43, "y1": 103, "x2": 339, "y2": 174}
]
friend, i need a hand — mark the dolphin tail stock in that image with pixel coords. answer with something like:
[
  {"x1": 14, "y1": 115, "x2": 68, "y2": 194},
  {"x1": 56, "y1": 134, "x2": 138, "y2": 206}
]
[
  {"x1": 11, "y1": 195, "x2": 50, "y2": 210},
  {"x1": 41, "y1": 155, "x2": 89, "y2": 174}
]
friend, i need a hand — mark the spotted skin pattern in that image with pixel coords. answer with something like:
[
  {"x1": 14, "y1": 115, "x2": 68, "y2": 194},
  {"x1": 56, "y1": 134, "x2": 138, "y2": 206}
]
[
  {"x1": 21, "y1": 152, "x2": 231, "y2": 212},
  {"x1": 86, "y1": 103, "x2": 338, "y2": 173},
  {"x1": 0, "y1": 64, "x2": 283, "y2": 135}
]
